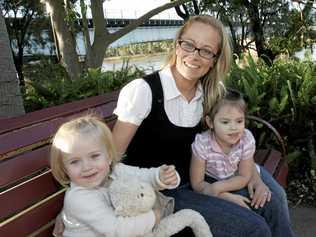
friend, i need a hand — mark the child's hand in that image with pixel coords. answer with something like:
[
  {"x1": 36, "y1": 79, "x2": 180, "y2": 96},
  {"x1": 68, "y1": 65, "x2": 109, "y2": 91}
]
[
  {"x1": 53, "y1": 213, "x2": 64, "y2": 237},
  {"x1": 220, "y1": 192, "x2": 251, "y2": 209},
  {"x1": 204, "y1": 182, "x2": 221, "y2": 197},
  {"x1": 153, "y1": 208, "x2": 161, "y2": 226},
  {"x1": 159, "y1": 164, "x2": 178, "y2": 186}
]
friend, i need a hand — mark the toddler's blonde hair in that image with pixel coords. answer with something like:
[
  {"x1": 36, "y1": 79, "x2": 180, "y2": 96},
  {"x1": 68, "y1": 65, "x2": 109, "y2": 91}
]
[{"x1": 50, "y1": 114, "x2": 119, "y2": 186}]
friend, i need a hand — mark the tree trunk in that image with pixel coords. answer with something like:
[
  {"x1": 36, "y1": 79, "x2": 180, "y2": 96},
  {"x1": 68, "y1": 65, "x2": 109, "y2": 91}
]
[
  {"x1": 242, "y1": 0, "x2": 275, "y2": 64},
  {"x1": 42, "y1": 0, "x2": 191, "y2": 79},
  {"x1": 44, "y1": 0, "x2": 81, "y2": 80},
  {"x1": 84, "y1": 0, "x2": 109, "y2": 69},
  {"x1": 14, "y1": 44, "x2": 25, "y2": 86},
  {"x1": 0, "y1": 11, "x2": 25, "y2": 117}
]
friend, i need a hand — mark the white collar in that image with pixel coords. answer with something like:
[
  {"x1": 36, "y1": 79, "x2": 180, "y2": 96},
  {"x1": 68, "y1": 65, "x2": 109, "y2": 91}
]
[{"x1": 159, "y1": 66, "x2": 203, "y2": 102}]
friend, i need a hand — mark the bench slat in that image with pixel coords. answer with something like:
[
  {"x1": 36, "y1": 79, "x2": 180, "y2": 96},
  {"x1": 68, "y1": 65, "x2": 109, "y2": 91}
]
[
  {"x1": 31, "y1": 221, "x2": 55, "y2": 237},
  {"x1": 274, "y1": 159, "x2": 288, "y2": 188},
  {"x1": 0, "y1": 119, "x2": 62, "y2": 159},
  {"x1": 0, "y1": 101, "x2": 118, "y2": 158},
  {"x1": 0, "y1": 146, "x2": 50, "y2": 187},
  {"x1": 262, "y1": 149, "x2": 282, "y2": 175},
  {"x1": 0, "y1": 191, "x2": 64, "y2": 237},
  {"x1": 0, "y1": 91, "x2": 119, "y2": 135},
  {"x1": 254, "y1": 149, "x2": 270, "y2": 165},
  {"x1": 0, "y1": 170, "x2": 61, "y2": 220}
]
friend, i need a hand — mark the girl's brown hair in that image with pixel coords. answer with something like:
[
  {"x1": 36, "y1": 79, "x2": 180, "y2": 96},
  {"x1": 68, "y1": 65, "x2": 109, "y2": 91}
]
[{"x1": 206, "y1": 88, "x2": 247, "y2": 128}]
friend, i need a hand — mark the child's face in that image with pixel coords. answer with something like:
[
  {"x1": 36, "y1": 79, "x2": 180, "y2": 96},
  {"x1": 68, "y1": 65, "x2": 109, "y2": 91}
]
[
  {"x1": 207, "y1": 104, "x2": 245, "y2": 152},
  {"x1": 61, "y1": 134, "x2": 111, "y2": 188}
]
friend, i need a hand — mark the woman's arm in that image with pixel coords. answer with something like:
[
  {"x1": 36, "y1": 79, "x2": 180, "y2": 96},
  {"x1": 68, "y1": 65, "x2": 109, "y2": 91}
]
[
  {"x1": 112, "y1": 120, "x2": 139, "y2": 155},
  {"x1": 243, "y1": 130, "x2": 271, "y2": 208},
  {"x1": 112, "y1": 78, "x2": 152, "y2": 155},
  {"x1": 248, "y1": 164, "x2": 271, "y2": 208}
]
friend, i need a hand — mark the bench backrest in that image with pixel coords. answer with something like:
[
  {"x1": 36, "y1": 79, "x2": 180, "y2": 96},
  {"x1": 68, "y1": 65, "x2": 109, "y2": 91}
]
[
  {"x1": 0, "y1": 91, "x2": 119, "y2": 237},
  {"x1": 0, "y1": 90, "x2": 288, "y2": 236},
  {"x1": 246, "y1": 115, "x2": 288, "y2": 187}
]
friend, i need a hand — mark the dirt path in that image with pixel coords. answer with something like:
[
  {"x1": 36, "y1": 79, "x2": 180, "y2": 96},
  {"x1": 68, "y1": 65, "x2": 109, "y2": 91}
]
[{"x1": 290, "y1": 206, "x2": 316, "y2": 237}]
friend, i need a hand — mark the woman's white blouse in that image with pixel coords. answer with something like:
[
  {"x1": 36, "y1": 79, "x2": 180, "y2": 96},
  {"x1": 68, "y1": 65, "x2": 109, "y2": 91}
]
[{"x1": 113, "y1": 66, "x2": 203, "y2": 127}]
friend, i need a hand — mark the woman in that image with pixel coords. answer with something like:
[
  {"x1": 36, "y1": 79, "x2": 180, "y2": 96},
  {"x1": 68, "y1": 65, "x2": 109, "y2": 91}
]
[{"x1": 112, "y1": 15, "x2": 296, "y2": 237}]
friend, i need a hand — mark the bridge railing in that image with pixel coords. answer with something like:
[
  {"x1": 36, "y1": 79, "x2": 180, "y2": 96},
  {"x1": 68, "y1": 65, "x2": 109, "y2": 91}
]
[{"x1": 81, "y1": 18, "x2": 184, "y2": 28}]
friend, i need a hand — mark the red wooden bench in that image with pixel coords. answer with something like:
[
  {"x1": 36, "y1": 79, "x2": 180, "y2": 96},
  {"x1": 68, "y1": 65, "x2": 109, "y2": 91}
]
[{"x1": 0, "y1": 90, "x2": 288, "y2": 236}]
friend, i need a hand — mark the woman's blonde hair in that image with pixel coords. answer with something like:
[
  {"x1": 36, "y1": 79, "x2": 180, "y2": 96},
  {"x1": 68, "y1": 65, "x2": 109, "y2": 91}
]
[
  {"x1": 165, "y1": 15, "x2": 232, "y2": 124},
  {"x1": 50, "y1": 114, "x2": 119, "y2": 186}
]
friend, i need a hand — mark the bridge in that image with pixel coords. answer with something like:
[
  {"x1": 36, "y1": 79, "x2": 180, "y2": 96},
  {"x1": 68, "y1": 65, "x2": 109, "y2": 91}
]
[
  {"x1": 82, "y1": 18, "x2": 184, "y2": 28},
  {"x1": 78, "y1": 18, "x2": 184, "y2": 50},
  {"x1": 75, "y1": 20, "x2": 183, "y2": 55},
  {"x1": 75, "y1": 25, "x2": 181, "y2": 55},
  {"x1": 21, "y1": 16, "x2": 183, "y2": 56}
]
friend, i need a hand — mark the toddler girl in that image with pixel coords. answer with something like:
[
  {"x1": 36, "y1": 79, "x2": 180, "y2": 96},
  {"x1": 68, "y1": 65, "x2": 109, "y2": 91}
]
[
  {"x1": 190, "y1": 89, "x2": 257, "y2": 209},
  {"x1": 50, "y1": 115, "x2": 179, "y2": 237}
]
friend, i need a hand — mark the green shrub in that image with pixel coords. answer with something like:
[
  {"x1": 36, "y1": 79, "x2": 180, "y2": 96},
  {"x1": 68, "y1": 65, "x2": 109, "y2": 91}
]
[
  {"x1": 226, "y1": 54, "x2": 316, "y2": 206},
  {"x1": 22, "y1": 59, "x2": 144, "y2": 112}
]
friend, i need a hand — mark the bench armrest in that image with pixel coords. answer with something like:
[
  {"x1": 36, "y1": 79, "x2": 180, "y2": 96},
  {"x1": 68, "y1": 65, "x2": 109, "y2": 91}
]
[{"x1": 247, "y1": 115, "x2": 286, "y2": 157}]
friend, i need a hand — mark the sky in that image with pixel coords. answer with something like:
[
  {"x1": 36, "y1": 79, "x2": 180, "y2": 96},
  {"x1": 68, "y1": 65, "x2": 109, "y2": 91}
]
[{"x1": 103, "y1": 0, "x2": 181, "y2": 19}]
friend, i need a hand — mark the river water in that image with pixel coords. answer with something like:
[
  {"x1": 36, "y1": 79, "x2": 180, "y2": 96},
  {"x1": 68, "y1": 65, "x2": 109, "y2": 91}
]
[
  {"x1": 294, "y1": 44, "x2": 316, "y2": 61},
  {"x1": 102, "y1": 44, "x2": 316, "y2": 73}
]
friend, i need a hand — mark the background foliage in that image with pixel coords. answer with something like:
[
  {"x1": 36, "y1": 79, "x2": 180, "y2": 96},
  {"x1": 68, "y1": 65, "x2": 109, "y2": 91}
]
[
  {"x1": 22, "y1": 58, "x2": 144, "y2": 112},
  {"x1": 226, "y1": 54, "x2": 316, "y2": 206}
]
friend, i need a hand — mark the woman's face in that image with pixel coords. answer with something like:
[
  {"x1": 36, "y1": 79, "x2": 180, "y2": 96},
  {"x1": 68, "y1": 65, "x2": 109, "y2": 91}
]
[{"x1": 175, "y1": 22, "x2": 221, "y2": 82}]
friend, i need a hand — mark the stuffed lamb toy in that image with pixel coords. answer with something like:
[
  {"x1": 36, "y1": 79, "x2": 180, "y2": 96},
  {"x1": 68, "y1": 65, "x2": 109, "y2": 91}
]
[{"x1": 108, "y1": 177, "x2": 212, "y2": 237}]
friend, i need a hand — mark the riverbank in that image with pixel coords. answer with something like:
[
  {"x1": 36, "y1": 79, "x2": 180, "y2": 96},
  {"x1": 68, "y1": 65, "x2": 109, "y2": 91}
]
[
  {"x1": 102, "y1": 43, "x2": 316, "y2": 73},
  {"x1": 102, "y1": 52, "x2": 167, "y2": 72},
  {"x1": 103, "y1": 52, "x2": 167, "y2": 61}
]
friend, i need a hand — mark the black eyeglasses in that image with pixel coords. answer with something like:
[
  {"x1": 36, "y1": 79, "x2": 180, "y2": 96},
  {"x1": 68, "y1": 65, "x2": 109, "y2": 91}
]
[{"x1": 178, "y1": 40, "x2": 217, "y2": 60}]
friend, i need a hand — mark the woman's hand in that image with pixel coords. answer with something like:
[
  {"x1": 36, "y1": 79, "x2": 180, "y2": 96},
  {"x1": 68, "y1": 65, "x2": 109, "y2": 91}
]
[
  {"x1": 248, "y1": 170, "x2": 271, "y2": 209},
  {"x1": 159, "y1": 165, "x2": 178, "y2": 186},
  {"x1": 219, "y1": 192, "x2": 251, "y2": 209}
]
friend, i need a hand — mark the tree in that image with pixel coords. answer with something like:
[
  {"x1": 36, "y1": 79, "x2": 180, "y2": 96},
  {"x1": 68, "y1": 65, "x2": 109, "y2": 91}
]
[
  {"x1": 0, "y1": 0, "x2": 47, "y2": 85},
  {"x1": 174, "y1": 0, "x2": 200, "y2": 20},
  {"x1": 201, "y1": 0, "x2": 293, "y2": 64},
  {"x1": 287, "y1": 0, "x2": 315, "y2": 49},
  {"x1": 201, "y1": 0, "x2": 251, "y2": 56},
  {"x1": 0, "y1": 10, "x2": 25, "y2": 117},
  {"x1": 42, "y1": 0, "x2": 192, "y2": 80}
]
